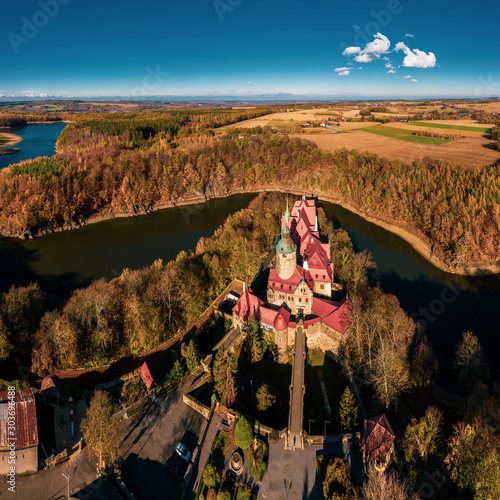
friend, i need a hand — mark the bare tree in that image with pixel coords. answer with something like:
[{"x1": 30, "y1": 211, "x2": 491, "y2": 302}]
[{"x1": 357, "y1": 467, "x2": 419, "y2": 500}]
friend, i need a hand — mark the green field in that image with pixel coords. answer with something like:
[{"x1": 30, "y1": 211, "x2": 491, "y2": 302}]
[
  {"x1": 411, "y1": 122, "x2": 492, "y2": 133},
  {"x1": 362, "y1": 125, "x2": 450, "y2": 145}
]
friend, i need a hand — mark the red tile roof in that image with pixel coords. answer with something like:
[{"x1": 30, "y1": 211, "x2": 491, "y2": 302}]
[
  {"x1": 0, "y1": 389, "x2": 38, "y2": 450},
  {"x1": 322, "y1": 299, "x2": 352, "y2": 334},
  {"x1": 141, "y1": 362, "x2": 155, "y2": 391},
  {"x1": 361, "y1": 414, "x2": 395, "y2": 462},
  {"x1": 232, "y1": 288, "x2": 264, "y2": 322},
  {"x1": 274, "y1": 307, "x2": 291, "y2": 331},
  {"x1": 259, "y1": 306, "x2": 278, "y2": 327}
]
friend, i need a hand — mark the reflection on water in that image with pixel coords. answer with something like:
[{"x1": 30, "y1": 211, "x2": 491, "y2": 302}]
[{"x1": 319, "y1": 200, "x2": 500, "y2": 381}]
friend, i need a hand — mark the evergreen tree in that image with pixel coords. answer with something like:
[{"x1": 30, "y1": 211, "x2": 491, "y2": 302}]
[
  {"x1": 212, "y1": 347, "x2": 237, "y2": 407},
  {"x1": 247, "y1": 315, "x2": 264, "y2": 363},
  {"x1": 339, "y1": 386, "x2": 358, "y2": 431},
  {"x1": 235, "y1": 416, "x2": 253, "y2": 450},
  {"x1": 185, "y1": 340, "x2": 199, "y2": 373},
  {"x1": 256, "y1": 383, "x2": 276, "y2": 412}
]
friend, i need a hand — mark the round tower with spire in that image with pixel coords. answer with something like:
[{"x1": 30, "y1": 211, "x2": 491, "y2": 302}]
[{"x1": 276, "y1": 198, "x2": 297, "y2": 280}]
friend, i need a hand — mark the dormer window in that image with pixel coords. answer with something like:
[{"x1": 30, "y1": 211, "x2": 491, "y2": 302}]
[
  {"x1": 289, "y1": 286, "x2": 292, "y2": 290},
  {"x1": 315, "y1": 274, "x2": 318, "y2": 279},
  {"x1": 280, "y1": 284, "x2": 283, "y2": 289}
]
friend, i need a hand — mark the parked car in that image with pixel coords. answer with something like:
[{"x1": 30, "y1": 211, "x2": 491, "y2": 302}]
[
  {"x1": 167, "y1": 454, "x2": 188, "y2": 481},
  {"x1": 175, "y1": 442, "x2": 191, "y2": 462}
]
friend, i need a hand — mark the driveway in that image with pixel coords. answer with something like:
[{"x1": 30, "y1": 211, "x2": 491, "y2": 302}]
[{"x1": 119, "y1": 384, "x2": 205, "y2": 500}]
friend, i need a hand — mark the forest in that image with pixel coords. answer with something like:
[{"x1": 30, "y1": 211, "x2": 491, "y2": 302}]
[{"x1": 0, "y1": 108, "x2": 499, "y2": 273}]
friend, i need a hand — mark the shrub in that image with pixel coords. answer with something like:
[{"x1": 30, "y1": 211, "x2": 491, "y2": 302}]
[
  {"x1": 217, "y1": 490, "x2": 231, "y2": 500},
  {"x1": 206, "y1": 489, "x2": 217, "y2": 500},
  {"x1": 269, "y1": 429, "x2": 280, "y2": 442},
  {"x1": 203, "y1": 461, "x2": 221, "y2": 489},
  {"x1": 235, "y1": 416, "x2": 253, "y2": 450}
]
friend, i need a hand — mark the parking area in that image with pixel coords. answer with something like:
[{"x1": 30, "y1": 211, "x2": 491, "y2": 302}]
[{"x1": 120, "y1": 385, "x2": 205, "y2": 500}]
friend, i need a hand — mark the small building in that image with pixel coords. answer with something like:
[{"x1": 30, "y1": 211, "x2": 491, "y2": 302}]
[
  {"x1": 0, "y1": 389, "x2": 38, "y2": 474},
  {"x1": 40, "y1": 374, "x2": 63, "y2": 400},
  {"x1": 141, "y1": 362, "x2": 155, "y2": 392},
  {"x1": 361, "y1": 414, "x2": 395, "y2": 471}
]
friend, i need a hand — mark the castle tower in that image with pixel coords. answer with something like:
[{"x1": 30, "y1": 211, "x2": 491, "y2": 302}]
[{"x1": 276, "y1": 217, "x2": 297, "y2": 280}]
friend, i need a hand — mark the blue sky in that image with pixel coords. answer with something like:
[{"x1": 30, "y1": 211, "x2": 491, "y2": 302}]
[{"x1": 0, "y1": 0, "x2": 499, "y2": 99}]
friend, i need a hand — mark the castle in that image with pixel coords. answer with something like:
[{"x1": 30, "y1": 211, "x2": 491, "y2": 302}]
[{"x1": 232, "y1": 195, "x2": 351, "y2": 360}]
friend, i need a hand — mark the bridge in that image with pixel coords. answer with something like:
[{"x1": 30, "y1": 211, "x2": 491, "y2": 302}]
[{"x1": 286, "y1": 321, "x2": 306, "y2": 450}]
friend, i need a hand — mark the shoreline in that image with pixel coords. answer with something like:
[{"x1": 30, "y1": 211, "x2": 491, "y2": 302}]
[
  {"x1": 0, "y1": 132, "x2": 23, "y2": 148},
  {"x1": 3, "y1": 185, "x2": 498, "y2": 277}
]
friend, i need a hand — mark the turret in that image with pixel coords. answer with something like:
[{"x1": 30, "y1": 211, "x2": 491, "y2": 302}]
[{"x1": 276, "y1": 221, "x2": 297, "y2": 280}]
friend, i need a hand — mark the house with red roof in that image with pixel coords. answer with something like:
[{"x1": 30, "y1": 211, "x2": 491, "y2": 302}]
[
  {"x1": 232, "y1": 195, "x2": 351, "y2": 361},
  {"x1": 361, "y1": 414, "x2": 396, "y2": 470}
]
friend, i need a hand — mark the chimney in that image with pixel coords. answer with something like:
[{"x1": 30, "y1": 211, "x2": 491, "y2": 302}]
[
  {"x1": 302, "y1": 194, "x2": 306, "y2": 200},
  {"x1": 243, "y1": 281, "x2": 246, "y2": 292},
  {"x1": 303, "y1": 257, "x2": 309, "y2": 270},
  {"x1": 315, "y1": 215, "x2": 318, "y2": 232}
]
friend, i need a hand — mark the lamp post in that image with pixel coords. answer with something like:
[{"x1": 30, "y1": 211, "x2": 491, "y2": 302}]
[
  {"x1": 62, "y1": 470, "x2": 70, "y2": 499},
  {"x1": 324, "y1": 420, "x2": 331, "y2": 439},
  {"x1": 309, "y1": 419, "x2": 315, "y2": 436}
]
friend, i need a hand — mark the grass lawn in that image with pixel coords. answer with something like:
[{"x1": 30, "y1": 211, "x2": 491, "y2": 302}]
[
  {"x1": 304, "y1": 352, "x2": 347, "y2": 435},
  {"x1": 411, "y1": 122, "x2": 492, "y2": 133},
  {"x1": 362, "y1": 124, "x2": 450, "y2": 144}
]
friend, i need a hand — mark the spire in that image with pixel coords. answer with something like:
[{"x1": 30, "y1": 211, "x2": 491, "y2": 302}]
[{"x1": 285, "y1": 195, "x2": 290, "y2": 224}]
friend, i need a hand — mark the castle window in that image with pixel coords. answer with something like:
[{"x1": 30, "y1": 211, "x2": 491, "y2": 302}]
[
  {"x1": 321, "y1": 284, "x2": 324, "y2": 290},
  {"x1": 305, "y1": 298, "x2": 308, "y2": 303},
  {"x1": 279, "y1": 338, "x2": 282, "y2": 343},
  {"x1": 290, "y1": 297, "x2": 294, "y2": 301},
  {"x1": 299, "y1": 298, "x2": 302, "y2": 303}
]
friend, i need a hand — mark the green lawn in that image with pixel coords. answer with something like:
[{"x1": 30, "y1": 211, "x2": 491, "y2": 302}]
[
  {"x1": 362, "y1": 125, "x2": 449, "y2": 144},
  {"x1": 410, "y1": 122, "x2": 492, "y2": 133}
]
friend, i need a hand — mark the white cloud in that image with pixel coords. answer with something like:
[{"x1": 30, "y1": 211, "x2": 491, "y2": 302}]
[
  {"x1": 387, "y1": 69, "x2": 396, "y2": 74},
  {"x1": 385, "y1": 62, "x2": 393, "y2": 69},
  {"x1": 335, "y1": 67, "x2": 351, "y2": 72},
  {"x1": 405, "y1": 33, "x2": 414, "y2": 38},
  {"x1": 343, "y1": 33, "x2": 390, "y2": 64},
  {"x1": 355, "y1": 53, "x2": 375, "y2": 63},
  {"x1": 343, "y1": 46, "x2": 361, "y2": 55},
  {"x1": 410, "y1": 78, "x2": 418, "y2": 83},
  {"x1": 364, "y1": 33, "x2": 391, "y2": 54},
  {"x1": 402, "y1": 75, "x2": 412, "y2": 79},
  {"x1": 246, "y1": 82, "x2": 252, "y2": 85},
  {"x1": 395, "y1": 41, "x2": 437, "y2": 68},
  {"x1": 338, "y1": 71, "x2": 350, "y2": 76}
]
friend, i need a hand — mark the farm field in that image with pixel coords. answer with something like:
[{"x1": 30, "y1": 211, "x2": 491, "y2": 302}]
[
  {"x1": 361, "y1": 125, "x2": 449, "y2": 145},
  {"x1": 411, "y1": 122, "x2": 492, "y2": 133},
  {"x1": 291, "y1": 131, "x2": 499, "y2": 169},
  {"x1": 383, "y1": 122, "x2": 489, "y2": 138}
]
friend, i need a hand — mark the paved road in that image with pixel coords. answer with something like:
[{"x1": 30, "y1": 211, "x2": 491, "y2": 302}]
[
  {"x1": 289, "y1": 325, "x2": 305, "y2": 439},
  {"x1": 119, "y1": 382, "x2": 205, "y2": 500},
  {"x1": 184, "y1": 412, "x2": 221, "y2": 500},
  {"x1": 0, "y1": 449, "x2": 119, "y2": 500}
]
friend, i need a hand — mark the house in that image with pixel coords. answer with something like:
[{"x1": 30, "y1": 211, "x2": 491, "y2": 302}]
[
  {"x1": 0, "y1": 389, "x2": 38, "y2": 474},
  {"x1": 40, "y1": 374, "x2": 63, "y2": 400},
  {"x1": 361, "y1": 414, "x2": 395, "y2": 471},
  {"x1": 232, "y1": 196, "x2": 351, "y2": 361}
]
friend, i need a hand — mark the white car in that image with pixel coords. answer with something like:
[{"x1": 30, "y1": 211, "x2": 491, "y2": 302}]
[{"x1": 175, "y1": 442, "x2": 191, "y2": 463}]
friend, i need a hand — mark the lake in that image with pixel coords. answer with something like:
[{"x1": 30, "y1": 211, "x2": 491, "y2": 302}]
[
  {"x1": 0, "y1": 122, "x2": 67, "y2": 169},
  {"x1": 0, "y1": 122, "x2": 497, "y2": 379}
]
